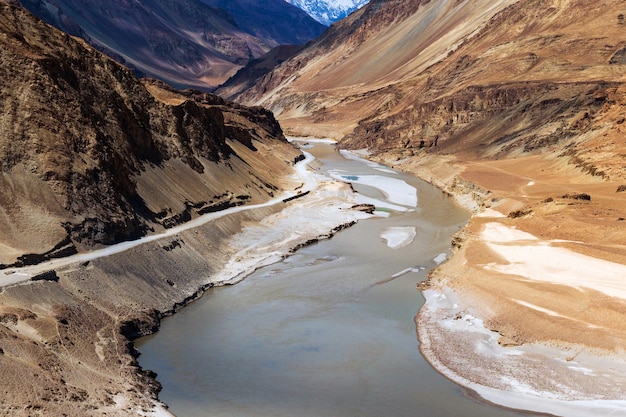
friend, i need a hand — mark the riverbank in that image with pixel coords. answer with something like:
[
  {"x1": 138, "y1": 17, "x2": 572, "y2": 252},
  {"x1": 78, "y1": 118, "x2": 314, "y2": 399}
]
[
  {"x1": 136, "y1": 139, "x2": 482, "y2": 417},
  {"x1": 375, "y1": 150, "x2": 626, "y2": 416},
  {"x1": 0, "y1": 145, "x2": 373, "y2": 416}
]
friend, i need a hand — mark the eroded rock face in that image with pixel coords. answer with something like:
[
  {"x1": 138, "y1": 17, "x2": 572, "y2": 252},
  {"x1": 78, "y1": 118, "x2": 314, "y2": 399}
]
[
  {"x1": 0, "y1": 4, "x2": 301, "y2": 266},
  {"x1": 340, "y1": 82, "x2": 615, "y2": 156},
  {"x1": 0, "y1": 5, "x2": 309, "y2": 415}
]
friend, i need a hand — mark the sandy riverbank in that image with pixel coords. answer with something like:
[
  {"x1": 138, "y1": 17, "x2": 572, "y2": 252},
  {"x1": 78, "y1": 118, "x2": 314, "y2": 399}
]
[{"x1": 377, "y1": 150, "x2": 626, "y2": 416}]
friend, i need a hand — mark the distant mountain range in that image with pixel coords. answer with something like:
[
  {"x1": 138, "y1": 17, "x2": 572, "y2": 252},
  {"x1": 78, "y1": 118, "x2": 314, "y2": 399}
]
[
  {"x1": 18, "y1": 0, "x2": 326, "y2": 90},
  {"x1": 200, "y1": 0, "x2": 326, "y2": 43},
  {"x1": 286, "y1": 0, "x2": 369, "y2": 25}
]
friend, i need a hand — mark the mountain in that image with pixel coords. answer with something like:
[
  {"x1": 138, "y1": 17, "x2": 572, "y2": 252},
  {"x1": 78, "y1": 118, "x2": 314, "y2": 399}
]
[
  {"x1": 18, "y1": 0, "x2": 326, "y2": 90},
  {"x1": 233, "y1": 0, "x2": 626, "y2": 179},
  {"x1": 200, "y1": 0, "x2": 326, "y2": 44},
  {"x1": 0, "y1": 3, "x2": 316, "y2": 415},
  {"x1": 217, "y1": 44, "x2": 305, "y2": 100},
  {"x1": 0, "y1": 2, "x2": 301, "y2": 268},
  {"x1": 3, "y1": 0, "x2": 626, "y2": 415},
  {"x1": 286, "y1": 0, "x2": 370, "y2": 25}
]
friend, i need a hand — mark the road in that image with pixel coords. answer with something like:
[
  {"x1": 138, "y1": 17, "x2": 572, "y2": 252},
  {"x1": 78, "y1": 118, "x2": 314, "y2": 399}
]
[{"x1": 1, "y1": 151, "x2": 317, "y2": 287}]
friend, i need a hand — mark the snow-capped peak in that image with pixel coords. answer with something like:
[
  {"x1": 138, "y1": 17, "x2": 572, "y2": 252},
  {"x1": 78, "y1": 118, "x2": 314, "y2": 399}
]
[{"x1": 285, "y1": 0, "x2": 369, "y2": 26}]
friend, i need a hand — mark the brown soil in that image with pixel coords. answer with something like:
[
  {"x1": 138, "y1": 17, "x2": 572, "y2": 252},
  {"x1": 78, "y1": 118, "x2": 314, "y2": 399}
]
[{"x1": 377, "y1": 148, "x2": 626, "y2": 404}]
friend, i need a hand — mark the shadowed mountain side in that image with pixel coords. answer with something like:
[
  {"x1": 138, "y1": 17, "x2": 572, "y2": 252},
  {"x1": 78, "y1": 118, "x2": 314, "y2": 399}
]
[
  {"x1": 200, "y1": 0, "x2": 326, "y2": 46},
  {"x1": 18, "y1": 0, "x2": 325, "y2": 90},
  {"x1": 216, "y1": 44, "x2": 305, "y2": 100},
  {"x1": 0, "y1": 4, "x2": 301, "y2": 267}
]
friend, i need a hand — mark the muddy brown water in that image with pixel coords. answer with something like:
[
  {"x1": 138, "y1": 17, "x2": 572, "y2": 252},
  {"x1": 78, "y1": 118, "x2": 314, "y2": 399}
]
[{"x1": 137, "y1": 143, "x2": 531, "y2": 417}]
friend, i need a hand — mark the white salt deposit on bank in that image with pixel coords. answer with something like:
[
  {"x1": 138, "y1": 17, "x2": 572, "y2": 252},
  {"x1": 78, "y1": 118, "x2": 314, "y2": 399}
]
[
  {"x1": 339, "y1": 150, "x2": 398, "y2": 174},
  {"x1": 380, "y1": 226, "x2": 416, "y2": 249},
  {"x1": 482, "y1": 222, "x2": 626, "y2": 299},
  {"x1": 213, "y1": 180, "x2": 371, "y2": 285},
  {"x1": 419, "y1": 220, "x2": 626, "y2": 417},
  {"x1": 329, "y1": 172, "x2": 418, "y2": 207},
  {"x1": 474, "y1": 208, "x2": 507, "y2": 218},
  {"x1": 420, "y1": 287, "x2": 626, "y2": 417},
  {"x1": 433, "y1": 253, "x2": 447, "y2": 264},
  {"x1": 287, "y1": 136, "x2": 337, "y2": 144}
]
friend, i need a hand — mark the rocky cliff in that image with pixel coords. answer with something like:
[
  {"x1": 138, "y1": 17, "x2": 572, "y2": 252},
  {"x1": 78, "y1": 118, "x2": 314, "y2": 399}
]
[
  {"x1": 0, "y1": 3, "x2": 301, "y2": 267},
  {"x1": 0, "y1": 4, "x2": 316, "y2": 415},
  {"x1": 337, "y1": 0, "x2": 626, "y2": 182}
]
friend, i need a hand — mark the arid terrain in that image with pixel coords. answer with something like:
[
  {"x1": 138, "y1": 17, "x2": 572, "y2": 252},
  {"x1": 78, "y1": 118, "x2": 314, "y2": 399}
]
[
  {"x1": 0, "y1": 1, "x2": 306, "y2": 267},
  {"x1": 0, "y1": 3, "x2": 319, "y2": 415},
  {"x1": 2, "y1": 0, "x2": 626, "y2": 415},
  {"x1": 231, "y1": 0, "x2": 626, "y2": 412}
]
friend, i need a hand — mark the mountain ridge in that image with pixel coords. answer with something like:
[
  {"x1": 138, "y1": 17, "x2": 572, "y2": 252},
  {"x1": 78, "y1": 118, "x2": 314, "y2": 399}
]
[
  {"x1": 18, "y1": 0, "x2": 326, "y2": 90},
  {"x1": 0, "y1": 4, "x2": 317, "y2": 416},
  {"x1": 232, "y1": 0, "x2": 626, "y2": 181}
]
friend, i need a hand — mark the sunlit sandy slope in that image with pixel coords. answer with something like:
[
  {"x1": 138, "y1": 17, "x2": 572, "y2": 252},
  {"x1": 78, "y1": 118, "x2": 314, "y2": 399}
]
[{"x1": 235, "y1": 0, "x2": 518, "y2": 136}]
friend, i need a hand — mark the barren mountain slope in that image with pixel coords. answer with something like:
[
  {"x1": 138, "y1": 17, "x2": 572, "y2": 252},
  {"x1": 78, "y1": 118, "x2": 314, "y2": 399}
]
[
  {"x1": 234, "y1": 0, "x2": 626, "y2": 210},
  {"x1": 0, "y1": 4, "x2": 316, "y2": 416},
  {"x1": 341, "y1": 0, "x2": 626, "y2": 158},
  {"x1": 0, "y1": 3, "x2": 301, "y2": 267},
  {"x1": 234, "y1": 0, "x2": 626, "y2": 170},
  {"x1": 19, "y1": 0, "x2": 326, "y2": 90},
  {"x1": 232, "y1": 0, "x2": 519, "y2": 136}
]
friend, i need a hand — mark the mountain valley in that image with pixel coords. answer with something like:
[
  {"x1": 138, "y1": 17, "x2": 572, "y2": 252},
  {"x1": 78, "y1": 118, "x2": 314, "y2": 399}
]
[
  {"x1": 230, "y1": 0, "x2": 626, "y2": 412},
  {"x1": 1, "y1": 0, "x2": 626, "y2": 416},
  {"x1": 0, "y1": 3, "x2": 321, "y2": 415}
]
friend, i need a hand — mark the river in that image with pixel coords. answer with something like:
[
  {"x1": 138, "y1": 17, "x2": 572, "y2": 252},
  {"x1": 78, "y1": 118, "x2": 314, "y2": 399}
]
[{"x1": 136, "y1": 141, "x2": 530, "y2": 417}]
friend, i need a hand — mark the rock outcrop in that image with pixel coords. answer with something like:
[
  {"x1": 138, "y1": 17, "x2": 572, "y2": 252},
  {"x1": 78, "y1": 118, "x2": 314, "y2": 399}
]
[
  {"x1": 0, "y1": 3, "x2": 301, "y2": 267},
  {"x1": 0, "y1": 4, "x2": 314, "y2": 415},
  {"x1": 232, "y1": 0, "x2": 626, "y2": 183}
]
